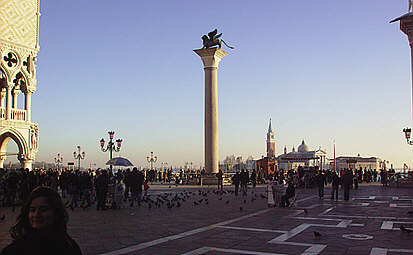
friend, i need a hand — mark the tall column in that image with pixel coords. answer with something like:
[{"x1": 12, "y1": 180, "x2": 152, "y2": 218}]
[
  {"x1": 194, "y1": 48, "x2": 228, "y2": 174},
  {"x1": 12, "y1": 89, "x2": 20, "y2": 109},
  {"x1": 0, "y1": 88, "x2": 5, "y2": 107},
  {"x1": 5, "y1": 83, "x2": 12, "y2": 119},
  {"x1": 25, "y1": 91, "x2": 32, "y2": 122},
  {"x1": 393, "y1": 13, "x2": 413, "y2": 126}
]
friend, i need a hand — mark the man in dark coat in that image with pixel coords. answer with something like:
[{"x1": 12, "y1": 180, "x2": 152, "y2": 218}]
[
  {"x1": 231, "y1": 171, "x2": 240, "y2": 196},
  {"x1": 315, "y1": 171, "x2": 327, "y2": 199},
  {"x1": 240, "y1": 169, "x2": 249, "y2": 196},
  {"x1": 216, "y1": 169, "x2": 223, "y2": 191},
  {"x1": 342, "y1": 169, "x2": 353, "y2": 201},
  {"x1": 95, "y1": 170, "x2": 109, "y2": 210},
  {"x1": 129, "y1": 168, "x2": 144, "y2": 206},
  {"x1": 280, "y1": 180, "x2": 295, "y2": 207},
  {"x1": 331, "y1": 172, "x2": 340, "y2": 200}
]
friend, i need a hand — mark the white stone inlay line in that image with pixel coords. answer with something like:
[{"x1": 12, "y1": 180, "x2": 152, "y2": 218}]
[
  {"x1": 102, "y1": 207, "x2": 274, "y2": 255},
  {"x1": 181, "y1": 246, "x2": 286, "y2": 255},
  {"x1": 269, "y1": 223, "x2": 311, "y2": 242},
  {"x1": 370, "y1": 248, "x2": 413, "y2": 255},
  {"x1": 217, "y1": 225, "x2": 287, "y2": 233},
  {"x1": 381, "y1": 221, "x2": 393, "y2": 230},
  {"x1": 318, "y1": 206, "x2": 335, "y2": 216}
]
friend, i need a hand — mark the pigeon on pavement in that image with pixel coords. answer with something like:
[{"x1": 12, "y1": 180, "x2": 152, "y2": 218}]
[{"x1": 313, "y1": 231, "x2": 322, "y2": 238}]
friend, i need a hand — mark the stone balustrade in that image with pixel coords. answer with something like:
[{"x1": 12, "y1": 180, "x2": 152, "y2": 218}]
[{"x1": 0, "y1": 107, "x2": 27, "y2": 121}]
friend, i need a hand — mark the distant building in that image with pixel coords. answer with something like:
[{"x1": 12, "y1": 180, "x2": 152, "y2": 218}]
[
  {"x1": 256, "y1": 119, "x2": 278, "y2": 178},
  {"x1": 332, "y1": 156, "x2": 382, "y2": 172},
  {"x1": 277, "y1": 140, "x2": 327, "y2": 171}
]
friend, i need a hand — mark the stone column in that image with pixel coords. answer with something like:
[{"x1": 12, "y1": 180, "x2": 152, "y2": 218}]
[
  {"x1": 398, "y1": 14, "x2": 413, "y2": 125},
  {"x1": 12, "y1": 89, "x2": 20, "y2": 109},
  {"x1": 20, "y1": 159, "x2": 33, "y2": 171},
  {"x1": 194, "y1": 48, "x2": 228, "y2": 177},
  {"x1": 5, "y1": 83, "x2": 12, "y2": 119},
  {"x1": 25, "y1": 91, "x2": 32, "y2": 122},
  {"x1": 0, "y1": 88, "x2": 5, "y2": 107}
]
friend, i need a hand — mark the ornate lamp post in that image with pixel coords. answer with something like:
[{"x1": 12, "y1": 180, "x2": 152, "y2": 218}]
[
  {"x1": 73, "y1": 146, "x2": 85, "y2": 171},
  {"x1": 100, "y1": 130, "x2": 122, "y2": 172},
  {"x1": 147, "y1": 151, "x2": 157, "y2": 170},
  {"x1": 54, "y1": 153, "x2": 63, "y2": 172},
  {"x1": 403, "y1": 128, "x2": 413, "y2": 145}
]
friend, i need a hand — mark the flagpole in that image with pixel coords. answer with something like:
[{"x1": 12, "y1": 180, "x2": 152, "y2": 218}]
[{"x1": 334, "y1": 140, "x2": 336, "y2": 174}]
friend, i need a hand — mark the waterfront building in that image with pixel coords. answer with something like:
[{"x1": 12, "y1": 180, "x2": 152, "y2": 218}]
[{"x1": 277, "y1": 140, "x2": 327, "y2": 171}]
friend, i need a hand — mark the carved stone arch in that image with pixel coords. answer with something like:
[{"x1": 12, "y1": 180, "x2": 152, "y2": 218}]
[
  {"x1": 0, "y1": 65, "x2": 11, "y2": 86},
  {"x1": 0, "y1": 67, "x2": 7, "y2": 88},
  {"x1": 13, "y1": 72, "x2": 27, "y2": 91},
  {"x1": 0, "y1": 127, "x2": 29, "y2": 160}
]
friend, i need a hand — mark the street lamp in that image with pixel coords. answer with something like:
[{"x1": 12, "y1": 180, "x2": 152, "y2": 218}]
[
  {"x1": 54, "y1": 153, "x2": 63, "y2": 172},
  {"x1": 147, "y1": 151, "x2": 157, "y2": 170},
  {"x1": 403, "y1": 127, "x2": 413, "y2": 145},
  {"x1": 100, "y1": 130, "x2": 123, "y2": 172},
  {"x1": 73, "y1": 146, "x2": 85, "y2": 171}
]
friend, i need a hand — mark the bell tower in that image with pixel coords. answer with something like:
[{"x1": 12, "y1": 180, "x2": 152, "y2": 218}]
[
  {"x1": 266, "y1": 119, "x2": 275, "y2": 158},
  {"x1": 0, "y1": 0, "x2": 40, "y2": 170}
]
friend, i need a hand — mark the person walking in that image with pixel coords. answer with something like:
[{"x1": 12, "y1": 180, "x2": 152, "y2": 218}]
[
  {"x1": 240, "y1": 169, "x2": 249, "y2": 196},
  {"x1": 231, "y1": 171, "x2": 240, "y2": 196},
  {"x1": 280, "y1": 180, "x2": 295, "y2": 207},
  {"x1": 331, "y1": 172, "x2": 340, "y2": 200},
  {"x1": 79, "y1": 172, "x2": 92, "y2": 209},
  {"x1": 216, "y1": 169, "x2": 223, "y2": 191},
  {"x1": 342, "y1": 170, "x2": 352, "y2": 201},
  {"x1": 129, "y1": 168, "x2": 144, "y2": 206},
  {"x1": 250, "y1": 170, "x2": 257, "y2": 188},
  {"x1": 68, "y1": 171, "x2": 80, "y2": 210},
  {"x1": 315, "y1": 171, "x2": 326, "y2": 199},
  {"x1": 95, "y1": 170, "x2": 109, "y2": 210}
]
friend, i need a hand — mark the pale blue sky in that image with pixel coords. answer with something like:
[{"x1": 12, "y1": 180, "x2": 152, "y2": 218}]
[{"x1": 7, "y1": 0, "x2": 412, "y2": 169}]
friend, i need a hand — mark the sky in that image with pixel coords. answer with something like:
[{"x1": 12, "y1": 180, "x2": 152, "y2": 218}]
[{"x1": 5, "y1": 0, "x2": 413, "y2": 170}]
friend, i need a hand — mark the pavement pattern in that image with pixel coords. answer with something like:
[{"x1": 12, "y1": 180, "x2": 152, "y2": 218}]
[{"x1": 0, "y1": 184, "x2": 412, "y2": 255}]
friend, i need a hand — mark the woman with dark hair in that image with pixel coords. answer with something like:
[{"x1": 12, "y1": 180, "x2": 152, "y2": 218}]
[{"x1": 0, "y1": 186, "x2": 82, "y2": 255}]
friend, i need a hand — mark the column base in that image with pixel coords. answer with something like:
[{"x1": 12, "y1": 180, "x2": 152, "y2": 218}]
[
  {"x1": 201, "y1": 173, "x2": 218, "y2": 186},
  {"x1": 20, "y1": 160, "x2": 32, "y2": 171}
]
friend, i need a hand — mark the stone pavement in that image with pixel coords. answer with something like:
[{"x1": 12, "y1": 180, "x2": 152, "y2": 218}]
[{"x1": 0, "y1": 183, "x2": 412, "y2": 255}]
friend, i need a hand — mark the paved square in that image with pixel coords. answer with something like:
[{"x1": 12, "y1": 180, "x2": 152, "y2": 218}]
[{"x1": 1, "y1": 184, "x2": 412, "y2": 254}]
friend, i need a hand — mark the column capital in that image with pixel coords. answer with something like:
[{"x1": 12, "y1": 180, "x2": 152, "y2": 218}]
[
  {"x1": 194, "y1": 47, "x2": 228, "y2": 68},
  {"x1": 399, "y1": 14, "x2": 413, "y2": 44}
]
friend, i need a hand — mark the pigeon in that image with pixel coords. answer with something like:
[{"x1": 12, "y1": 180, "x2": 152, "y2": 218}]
[
  {"x1": 218, "y1": 197, "x2": 223, "y2": 201},
  {"x1": 0, "y1": 215, "x2": 5, "y2": 220},
  {"x1": 400, "y1": 225, "x2": 412, "y2": 234},
  {"x1": 240, "y1": 207, "x2": 243, "y2": 211},
  {"x1": 313, "y1": 231, "x2": 322, "y2": 238},
  {"x1": 225, "y1": 200, "x2": 229, "y2": 204},
  {"x1": 407, "y1": 211, "x2": 413, "y2": 215}
]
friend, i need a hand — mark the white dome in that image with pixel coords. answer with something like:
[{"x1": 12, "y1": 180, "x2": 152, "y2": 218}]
[{"x1": 298, "y1": 140, "x2": 309, "y2": 153}]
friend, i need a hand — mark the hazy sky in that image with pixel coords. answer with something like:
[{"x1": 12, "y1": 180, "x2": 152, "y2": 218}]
[{"x1": 6, "y1": 0, "x2": 412, "y2": 169}]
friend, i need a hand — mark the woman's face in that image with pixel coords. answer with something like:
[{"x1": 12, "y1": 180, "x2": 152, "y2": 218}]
[{"x1": 29, "y1": 196, "x2": 58, "y2": 230}]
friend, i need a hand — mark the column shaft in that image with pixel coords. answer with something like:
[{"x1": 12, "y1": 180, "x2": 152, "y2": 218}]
[
  {"x1": 5, "y1": 85, "x2": 12, "y2": 119},
  {"x1": 25, "y1": 92, "x2": 32, "y2": 122},
  {"x1": 204, "y1": 67, "x2": 219, "y2": 173}
]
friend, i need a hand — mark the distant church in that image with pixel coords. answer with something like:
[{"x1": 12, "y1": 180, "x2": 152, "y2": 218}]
[
  {"x1": 256, "y1": 119, "x2": 328, "y2": 177},
  {"x1": 256, "y1": 119, "x2": 278, "y2": 178}
]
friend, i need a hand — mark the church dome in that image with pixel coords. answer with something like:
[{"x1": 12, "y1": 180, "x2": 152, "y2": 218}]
[{"x1": 298, "y1": 140, "x2": 309, "y2": 153}]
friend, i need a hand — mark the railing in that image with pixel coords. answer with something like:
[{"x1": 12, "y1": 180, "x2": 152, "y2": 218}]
[
  {"x1": 388, "y1": 172, "x2": 413, "y2": 188},
  {"x1": 0, "y1": 107, "x2": 26, "y2": 121}
]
